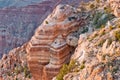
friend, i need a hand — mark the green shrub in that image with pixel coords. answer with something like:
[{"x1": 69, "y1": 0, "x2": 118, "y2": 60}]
[
  {"x1": 106, "y1": 61, "x2": 119, "y2": 75},
  {"x1": 45, "y1": 21, "x2": 49, "y2": 24},
  {"x1": 15, "y1": 78, "x2": 18, "y2": 80},
  {"x1": 81, "y1": 27, "x2": 88, "y2": 33},
  {"x1": 89, "y1": 3, "x2": 95, "y2": 9},
  {"x1": 98, "y1": 39, "x2": 106, "y2": 46},
  {"x1": 99, "y1": 29, "x2": 105, "y2": 36},
  {"x1": 56, "y1": 60, "x2": 86, "y2": 80},
  {"x1": 68, "y1": 16, "x2": 76, "y2": 21},
  {"x1": 56, "y1": 64, "x2": 68, "y2": 80},
  {"x1": 80, "y1": 64, "x2": 85, "y2": 69},
  {"x1": 104, "y1": 6, "x2": 112, "y2": 13},
  {"x1": 109, "y1": 26, "x2": 114, "y2": 30},
  {"x1": 56, "y1": 59, "x2": 76, "y2": 80},
  {"x1": 88, "y1": 33, "x2": 98, "y2": 41},
  {"x1": 22, "y1": 66, "x2": 31, "y2": 78},
  {"x1": 93, "y1": 12, "x2": 114, "y2": 29},
  {"x1": 114, "y1": 31, "x2": 120, "y2": 42},
  {"x1": 7, "y1": 72, "x2": 11, "y2": 76},
  {"x1": 108, "y1": 38, "x2": 113, "y2": 45},
  {"x1": 117, "y1": 25, "x2": 120, "y2": 28}
]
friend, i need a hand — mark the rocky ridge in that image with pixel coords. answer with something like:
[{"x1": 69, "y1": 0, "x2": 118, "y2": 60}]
[
  {"x1": 0, "y1": 0, "x2": 55, "y2": 58},
  {"x1": 1, "y1": 0, "x2": 120, "y2": 80},
  {"x1": 108, "y1": 0, "x2": 120, "y2": 17},
  {"x1": 0, "y1": 0, "x2": 86, "y2": 80},
  {"x1": 55, "y1": 0, "x2": 120, "y2": 80},
  {"x1": 64, "y1": 18, "x2": 120, "y2": 80},
  {"x1": 63, "y1": 17, "x2": 120, "y2": 80},
  {"x1": 26, "y1": 4, "x2": 84, "y2": 80},
  {"x1": 0, "y1": 0, "x2": 83, "y2": 58}
]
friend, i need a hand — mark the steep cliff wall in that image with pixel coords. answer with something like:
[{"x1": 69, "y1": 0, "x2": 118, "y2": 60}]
[
  {"x1": 26, "y1": 4, "x2": 84, "y2": 80},
  {"x1": 0, "y1": 1, "x2": 53, "y2": 58},
  {"x1": 0, "y1": 0, "x2": 83, "y2": 58},
  {"x1": 2, "y1": 0, "x2": 118, "y2": 80},
  {"x1": 56, "y1": 0, "x2": 120, "y2": 80}
]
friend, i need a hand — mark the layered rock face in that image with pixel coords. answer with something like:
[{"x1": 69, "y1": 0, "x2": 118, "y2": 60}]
[
  {"x1": 0, "y1": 1, "x2": 55, "y2": 58},
  {"x1": 0, "y1": 0, "x2": 56, "y2": 58},
  {"x1": 64, "y1": 18, "x2": 120, "y2": 80},
  {"x1": 0, "y1": 43, "x2": 34, "y2": 80},
  {"x1": 26, "y1": 4, "x2": 83, "y2": 80},
  {"x1": 0, "y1": 0, "x2": 84, "y2": 58}
]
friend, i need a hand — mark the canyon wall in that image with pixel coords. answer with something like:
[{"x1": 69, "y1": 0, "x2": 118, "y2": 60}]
[
  {"x1": 1, "y1": 0, "x2": 120, "y2": 80},
  {"x1": 26, "y1": 4, "x2": 84, "y2": 80},
  {"x1": 0, "y1": 0, "x2": 83, "y2": 58},
  {"x1": 0, "y1": 1, "x2": 53, "y2": 58}
]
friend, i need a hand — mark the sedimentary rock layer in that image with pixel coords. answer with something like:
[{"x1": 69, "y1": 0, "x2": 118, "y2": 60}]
[
  {"x1": 0, "y1": 0, "x2": 84, "y2": 58},
  {"x1": 26, "y1": 4, "x2": 83, "y2": 80}
]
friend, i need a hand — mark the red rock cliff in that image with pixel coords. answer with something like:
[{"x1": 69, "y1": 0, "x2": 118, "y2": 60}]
[
  {"x1": 26, "y1": 4, "x2": 83, "y2": 80},
  {"x1": 0, "y1": 0, "x2": 84, "y2": 58}
]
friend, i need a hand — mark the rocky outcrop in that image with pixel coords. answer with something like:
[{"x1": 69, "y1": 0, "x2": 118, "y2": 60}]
[
  {"x1": 108, "y1": 0, "x2": 120, "y2": 17},
  {"x1": 0, "y1": 1, "x2": 55, "y2": 58},
  {"x1": 26, "y1": 4, "x2": 84, "y2": 80},
  {"x1": 2, "y1": 0, "x2": 118, "y2": 80},
  {"x1": 0, "y1": 0, "x2": 84, "y2": 59},
  {"x1": 0, "y1": 43, "x2": 34, "y2": 80},
  {"x1": 63, "y1": 18, "x2": 120, "y2": 80}
]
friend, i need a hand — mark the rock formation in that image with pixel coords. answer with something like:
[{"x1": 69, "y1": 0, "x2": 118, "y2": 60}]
[
  {"x1": 63, "y1": 17, "x2": 120, "y2": 80},
  {"x1": 108, "y1": 0, "x2": 120, "y2": 17},
  {"x1": 2, "y1": 0, "x2": 120, "y2": 80},
  {"x1": 26, "y1": 4, "x2": 83, "y2": 80},
  {"x1": 0, "y1": 1, "x2": 54, "y2": 58},
  {"x1": 0, "y1": 43, "x2": 34, "y2": 80},
  {"x1": 52, "y1": 0, "x2": 120, "y2": 80},
  {"x1": 0, "y1": 0, "x2": 84, "y2": 58},
  {"x1": 0, "y1": 0, "x2": 76, "y2": 58}
]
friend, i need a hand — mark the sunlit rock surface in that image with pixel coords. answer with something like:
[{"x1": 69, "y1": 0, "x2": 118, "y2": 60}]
[
  {"x1": 26, "y1": 4, "x2": 83, "y2": 80},
  {"x1": 64, "y1": 18, "x2": 120, "y2": 80},
  {"x1": 0, "y1": 0, "x2": 84, "y2": 58},
  {"x1": 108, "y1": 0, "x2": 120, "y2": 17},
  {"x1": 0, "y1": 44, "x2": 35, "y2": 80}
]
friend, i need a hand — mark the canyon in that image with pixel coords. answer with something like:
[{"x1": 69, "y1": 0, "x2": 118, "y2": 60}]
[
  {"x1": 0, "y1": 0, "x2": 83, "y2": 58},
  {"x1": 1, "y1": 0, "x2": 120, "y2": 80}
]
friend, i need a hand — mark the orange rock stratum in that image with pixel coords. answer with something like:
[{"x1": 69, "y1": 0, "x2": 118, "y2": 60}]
[{"x1": 26, "y1": 4, "x2": 83, "y2": 80}]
